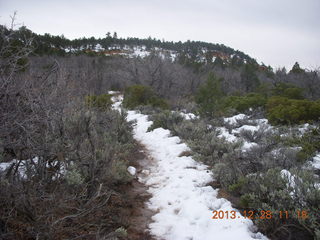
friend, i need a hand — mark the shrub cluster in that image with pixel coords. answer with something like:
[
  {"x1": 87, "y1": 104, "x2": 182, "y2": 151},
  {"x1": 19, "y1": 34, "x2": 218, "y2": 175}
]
[
  {"x1": 195, "y1": 73, "x2": 224, "y2": 117},
  {"x1": 123, "y1": 84, "x2": 168, "y2": 109},
  {"x1": 283, "y1": 126, "x2": 320, "y2": 162},
  {"x1": 195, "y1": 74, "x2": 320, "y2": 126},
  {"x1": 223, "y1": 93, "x2": 267, "y2": 113},
  {"x1": 85, "y1": 93, "x2": 113, "y2": 110},
  {"x1": 215, "y1": 126, "x2": 319, "y2": 239},
  {"x1": 267, "y1": 97, "x2": 320, "y2": 125},
  {"x1": 147, "y1": 109, "x2": 320, "y2": 239},
  {"x1": 238, "y1": 168, "x2": 320, "y2": 240},
  {"x1": 0, "y1": 27, "x2": 140, "y2": 239},
  {"x1": 0, "y1": 105, "x2": 136, "y2": 239},
  {"x1": 271, "y1": 82, "x2": 304, "y2": 99},
  {"x1": 147, "y1": 110, "x2": 184, "y2": 132}
]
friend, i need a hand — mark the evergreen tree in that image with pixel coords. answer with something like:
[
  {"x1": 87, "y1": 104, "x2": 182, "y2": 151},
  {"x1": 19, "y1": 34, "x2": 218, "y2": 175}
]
[
  {"x1": 290, "y1": 61, "x2": 305, "y2": 74},
  {"x1": 240, "y1": 64, "x2": 260, "y2": 92},
  {"x1": 195, "y1": 73, "x2": 224, "y2": 117},
  {"x1": 213, "y1": 56, "x2": 224, "y2": 68}
]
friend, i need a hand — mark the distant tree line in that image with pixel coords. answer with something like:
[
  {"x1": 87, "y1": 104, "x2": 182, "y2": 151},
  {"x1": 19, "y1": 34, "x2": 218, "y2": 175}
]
[
  {"x1": 0, "y1": 25, "x2": 254, "y2": 64},
  {"x1": 1, "y1": 24, "x2": 319, "y2": 110}
]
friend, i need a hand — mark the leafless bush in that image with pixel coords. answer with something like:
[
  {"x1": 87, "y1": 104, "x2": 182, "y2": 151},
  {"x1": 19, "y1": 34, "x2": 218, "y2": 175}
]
[
  {"x1": 239, "y1": 124, "x2": 271, "y2": 143},
  {"x1": 135, "y1": 104, "x2": 161, "y2": 115},
  {"x1": 235, "y1": 117, "x2": 256, "y2": 127},
  {"x1": 268, "y1": 147, "x2": 300, "y2": 169},
  {"x1": 0, "y1": 17, "x2": 136, "y2": 239},
  {"x1": 220, "y1": 120, "x2": 234, "y2": 133}
]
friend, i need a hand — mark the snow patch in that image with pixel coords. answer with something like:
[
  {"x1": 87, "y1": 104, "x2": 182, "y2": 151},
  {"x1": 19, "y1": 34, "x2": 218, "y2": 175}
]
[
  {"x1": 224, "y1": 114, "x2": 247, "y2": 125},
  {"x1": 127, "y1": 166, "x2": 137, "y2": 176},
  {"x1": 242, "y1": 142, "x2": 258, "y2": 151},
  {"x1": 216, "y1": 127, "x2": 238, "y2": 142},
  {"x1": 111, "y1": 95, "x2": 123, "y2": 110},
  {"x1": 311, "y1": 154, "x2": 320, "y2": 170},
  {"x1": 298, "y1": 123, "x2": 310, "y2": 135},
  {"x1": 126, "y1": 110, "x2": 267, "y2": 240},
  {"x1": 281, "y1": 169, "x2": 296, "y2": 188},
  {"x1": 0, "y1": 157, "x2": 65, "y2": 180},
  {"x1": 108, "y1": 90, "x2": 120, "y2": 95},
  {"x1": 110, "y1": 95, "x2": 267, "y2": 239},
  {"x1": 233, "y1": 125, "x2": 259, "y2": 134},
  {"x1": 179, "y1": 112, "x2": 199, "y2": 120}
]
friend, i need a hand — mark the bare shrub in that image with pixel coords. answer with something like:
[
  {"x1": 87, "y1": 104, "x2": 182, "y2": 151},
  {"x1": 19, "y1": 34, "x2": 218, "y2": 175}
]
[
  {"x1": 0, "y1": 19, "x2": 136, "y2": 239},
  {"x1": 147, "y1": 110, "x2": 184, "y2": 132},
  {"x1": 239, "y1": 124, "x2": 271, "y2": 143}
]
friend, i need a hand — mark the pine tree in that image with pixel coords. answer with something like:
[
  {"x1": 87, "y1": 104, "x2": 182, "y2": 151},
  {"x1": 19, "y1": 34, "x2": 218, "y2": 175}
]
[
  {"x1": 290, "y1": 62, "x2": 304, "y2": 74},
  {"x1": 195, "y1": 73, "x2": 224, "y2": 117},
  {"x1": 240, "y1": 64, "x2": 260, "y2": 92}
]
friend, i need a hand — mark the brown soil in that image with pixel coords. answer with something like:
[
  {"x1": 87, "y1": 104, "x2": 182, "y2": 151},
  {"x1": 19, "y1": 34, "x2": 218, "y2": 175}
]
[
  {"x1": 207, "y1": 180, "x2": 242, "y2": 208},
  {"x1": 122, "y1": 142, "x2": 156, "y2": 240}
]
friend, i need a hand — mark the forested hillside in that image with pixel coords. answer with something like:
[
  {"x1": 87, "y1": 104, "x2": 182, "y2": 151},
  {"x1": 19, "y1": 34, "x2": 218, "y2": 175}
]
[{"x1": 1, "y1": 23, "x2": 319, "y2": 240}]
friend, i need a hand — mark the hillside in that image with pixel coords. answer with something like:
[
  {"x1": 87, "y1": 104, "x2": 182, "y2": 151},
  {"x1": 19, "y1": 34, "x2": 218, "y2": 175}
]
[
  {"x1": 3, "y1": 25, "x2": 320, "y2": 100},
  {"x1": 5, "y1": 25, "x2": 256, "y2": 65}
]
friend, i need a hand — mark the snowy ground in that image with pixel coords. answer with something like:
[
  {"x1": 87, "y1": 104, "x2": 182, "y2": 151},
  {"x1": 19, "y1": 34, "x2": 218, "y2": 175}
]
[
  {"x1": 0, "y1": 157, "x2": 65, "y2": 180},
  {"x1": 312, "y1": 154, "x2": 320, "y2": 170},
  {"x1": 112, "y1": 97, "x2": 267, "y2": 240},
  {"x1": 217, "y1": 114, "x2": 271, "y2": 152}
]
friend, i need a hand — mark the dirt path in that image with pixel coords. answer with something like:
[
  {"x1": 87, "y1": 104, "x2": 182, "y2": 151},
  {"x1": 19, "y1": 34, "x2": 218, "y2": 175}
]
[
  {"x1": 110, "y1": 96, "x2": 266, "y2": 239},
  {"x1": 125, "y1": 142, "x2": 156, "y2": 240}
]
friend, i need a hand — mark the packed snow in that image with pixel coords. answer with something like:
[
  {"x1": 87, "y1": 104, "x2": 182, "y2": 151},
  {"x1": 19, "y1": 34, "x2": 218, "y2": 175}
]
[
  {"x1": 107, "y1": 90, "x2": 119, "y2": 95},
  {"x1": 216, "y1": 127, "x2": 238, "y2": 142},
  {"x1": 178, "y1": 112, "x2": 199, "y2": 120},
  {"x1": 0, "y1": 157, "x2": 65, "y2": 179},
  {"x1": 312, "y1": 154, "x2": 320, "y2": 170},
  {"x1": 109, "y1": 91, "x2": 123, "y2": 110},
  {"x1": 112, "y1": 96, "x2": 267, "y2": 240},
  {"x1": 281, "y1": 169, "x2": 296, "y2": 190},
  {"x1": 298, "y1": 123, "x2": 311, "y2": 135},
  {"x1": 130, "y1": 46, "x2": 150, "y2": 58},
  {"x1": 224, "y1": 114, "x2": 247, "y2": 125},
  {"x1": 217, "y1": 114, "x2": 272, "y2": 152},
  {"x1": 233, "y1": 125, "x2": 261, "y2": 134},
  {"x1": 127, "y1": 166, "x2": 137, "y2": 176}
]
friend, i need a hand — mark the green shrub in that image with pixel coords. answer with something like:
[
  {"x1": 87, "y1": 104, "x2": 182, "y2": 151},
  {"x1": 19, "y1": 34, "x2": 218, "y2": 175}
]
[
  {"x1": 230, "y1": 168, "x2": 319, "y2": 239},
  {"x1": 123, "y1": 85, "x2": 168, "y2": 109},
  {"x1": 223, "y1": 93, "x2": 267, "y2": 113},
  {"x1": 195, "y1": 73, "x2": 225, "y2": 117},
  {"x1": 115, "y1": 227, "x2": 128, "y2": 237},
  {"x1": 85, "y1": 94, "x2": 112, "y2": 110},
  {"x1": 213, "y1": 163, "x2": 237, "y2": 187},
  {"x1": 271, "y1": 82, "x2": 304, "y2": 99},
  {"x1": 239, "y1": 193, "x2": 256, "y2": 208},
  {"x1": 147, "y1": 110, "x2": 184, "y2": 132},
  {"x1": 111, "y1": 159, "x2": 133, "y2": 184},
  {"x1": 228, "y1": 176, "x2": 248, "y2": 195},
  {"x1": 288, "y1": 127, "x2": 320, "y2": 162},
  {"x1": 135, "y1": 104, "x2": 161, "y2": 115},
  {"x1": 283, "y1": 87, "x2": 304, "y2": 99},
  {"x1": 144, "y1": 102, "x2": 320, "y2": 238},
  {"x1": 65, "y1": 166, "x2": 84, "y2": 185},
  {"x1": 196, "y1": 74, "x2": 267, "y2": 116},
  {"x1": 172, "y1": 119, "x2": 241, "y2": 167},
  {"x1": 267, "y1": 96, "x2": 320, "y2": 125},
  {"x1": 149, "y1": 96, "x2": 169, "y2": 109},
  {"x1": 244, "y1": 168, "x2": 290, "y2": 207}
]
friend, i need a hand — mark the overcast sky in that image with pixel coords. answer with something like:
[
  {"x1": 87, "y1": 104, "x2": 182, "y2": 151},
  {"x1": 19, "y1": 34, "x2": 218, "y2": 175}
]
[{"x1": 1, "y1": 0, "x2": 319, "y2": 69}]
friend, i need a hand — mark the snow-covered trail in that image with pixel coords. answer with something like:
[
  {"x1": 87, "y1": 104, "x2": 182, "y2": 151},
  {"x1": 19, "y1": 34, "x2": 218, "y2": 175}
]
[{"x1": 112, "y1": 95, "x2": 267, "y2": 240}]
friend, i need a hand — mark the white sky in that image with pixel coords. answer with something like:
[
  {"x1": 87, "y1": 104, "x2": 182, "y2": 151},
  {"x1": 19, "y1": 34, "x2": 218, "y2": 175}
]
[{"x1": 1, "y1": 0, "x2": 319, "y2": 69}]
